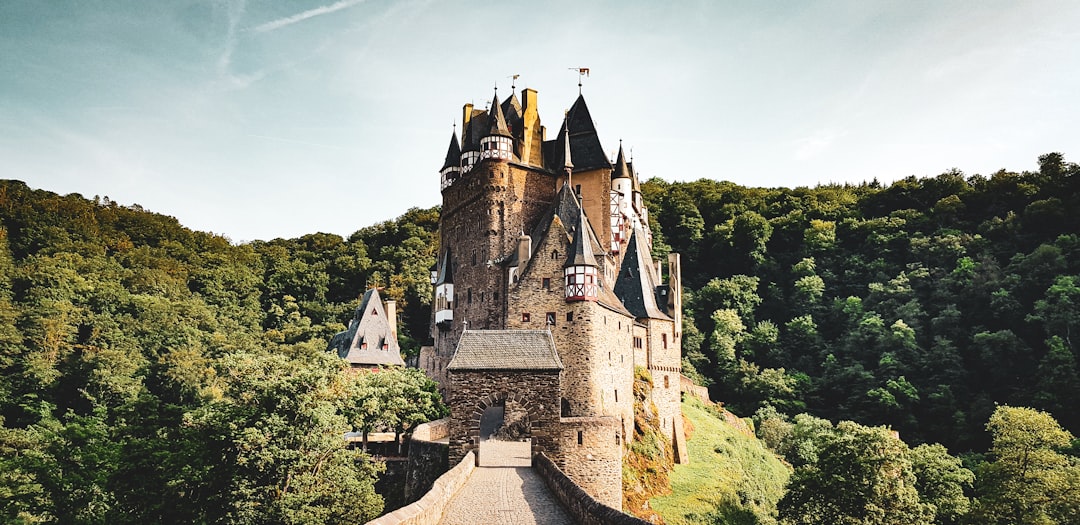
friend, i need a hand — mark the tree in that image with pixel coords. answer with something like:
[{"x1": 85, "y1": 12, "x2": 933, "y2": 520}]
[
  {"x1": 909, "y1": 443, "x2": 973, "y2": 525},
  {"x1": 970, "y1": 406, "x2": 1080, "y2": 525},
  {"x1": 778, "y1": 421, "x2": 931, "y2": 525}
]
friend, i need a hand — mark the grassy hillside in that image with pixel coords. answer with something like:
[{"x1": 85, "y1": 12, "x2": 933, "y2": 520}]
[{"x1": 651, "y1": 396, "x2": 790, "y2": 525}]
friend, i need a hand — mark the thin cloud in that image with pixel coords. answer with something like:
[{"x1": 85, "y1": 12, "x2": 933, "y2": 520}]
[{"x1": 249, "y1": 0, "x2": 367, "y2": 34}]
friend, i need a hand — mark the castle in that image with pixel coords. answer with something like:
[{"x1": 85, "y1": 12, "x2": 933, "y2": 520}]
[{"x1": 418, "y1": 86, "x2": 687, "y2": 507}]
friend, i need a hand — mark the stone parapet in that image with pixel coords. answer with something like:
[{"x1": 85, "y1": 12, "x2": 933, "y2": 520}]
[
  {"x1": 679, "y1": 374, "x2": 710, "y2": 402},
  {"x1": 366, "y1": 451, "x2": 475, "y2": 525},
  {"x1": 534, "y1": 452, "x2": 651, "y2": 525}
]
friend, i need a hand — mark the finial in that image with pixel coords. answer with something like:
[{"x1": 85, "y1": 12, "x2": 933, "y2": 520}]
[
  {"x1": 510, "y1": 74, "x2": 520, "y2": 91},
  {"x1": 568, "y1": 67, "x2": 590, "y2": 95}
]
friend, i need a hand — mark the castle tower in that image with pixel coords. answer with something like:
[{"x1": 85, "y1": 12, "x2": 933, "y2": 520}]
[
  {"x1": 480, "y1": 93, "x2": 515, "y2": 162},
  {"x1": 440, "y1": 131, "x2": 462, "y2": 191}
]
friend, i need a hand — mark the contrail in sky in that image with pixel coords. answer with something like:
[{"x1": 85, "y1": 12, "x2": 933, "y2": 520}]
[{"x1": 250, "y1": 0, "x2": 367, "y2": 33}]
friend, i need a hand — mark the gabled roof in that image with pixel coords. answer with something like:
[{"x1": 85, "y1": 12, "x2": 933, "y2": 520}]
[
  {"x1": 435, "y1": 249, "x2": 453, "y2": 285},
  {"x1": 329, "y1": 288, "x2": 405, "y2": 366},
  {"x1": 614, "y1": 228, "x2": 670, "y2": 320},
  {"x1": 442, "y1": 131, "x2": 461, "y2": 171},
  {"x1": 488, "y1": 94, "x2": 512, "y2": 137},
  {"x1": 447, "y1": 330, "x2": 564, "y2": 371}
]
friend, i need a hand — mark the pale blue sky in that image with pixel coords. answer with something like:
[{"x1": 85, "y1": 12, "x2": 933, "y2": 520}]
[{"x1": 2, "y1": 1, "x2": 1078, "y2": 241}]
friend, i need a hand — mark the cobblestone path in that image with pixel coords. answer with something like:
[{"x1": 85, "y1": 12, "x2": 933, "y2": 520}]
[{"x1": 437, "y1": 441, "x2": 573, "y2": 525}]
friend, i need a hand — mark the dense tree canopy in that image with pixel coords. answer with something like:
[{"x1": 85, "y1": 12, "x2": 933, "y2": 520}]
[{"x1": 0, "y1": 181, "x2": 443, "y2": 524}]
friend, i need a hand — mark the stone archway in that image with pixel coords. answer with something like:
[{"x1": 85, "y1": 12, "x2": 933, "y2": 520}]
[{"x1": 475, "y1": 391, "x2": 534, "y2": 467}]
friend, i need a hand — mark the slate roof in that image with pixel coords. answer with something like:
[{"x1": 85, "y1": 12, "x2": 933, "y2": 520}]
[
  {"x1": 501, "y1": 93, "x2": 522, "y2": 131},
  {"x1": 612, "y1": 143, "x2": 631, "y2": 180},
  {"x1": 328, "y1": 288, "x2": 405, "y2": 367},
  {"x1": 488, "y1": 94, "x2": 512, "y2": 137},
  {"x1": 613, "y1": 228, "x2": 670, "y2": 320},
  {"x1": 435, "y1": 249, "x2": 453, "y2": 285},
  {"x1": 447, "y1": 330, "x2": 564, "y2": 371},
  {"x1": 442, "y1": 132, "x2": 461, "y2": 171},
  {"x1": 543, "y1": 94, "x2": 611, "y2": 173},
  {"x1": 564, "y1": 199, "x2": 598, "y2": 268}
]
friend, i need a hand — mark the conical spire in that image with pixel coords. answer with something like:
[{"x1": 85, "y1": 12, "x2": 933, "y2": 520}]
[
  {"x1": 564, "y1": 202, "x2": 597, "y2": 268},
  {"x1": 441, "y1": 131, "x2": 461, "y2": 171},
  {"x1": 488, "y1": 93, "x2": 511, "y2": 137},
  {"x1": 612, "y1": 141, "x2": 630, "y2": 180}
]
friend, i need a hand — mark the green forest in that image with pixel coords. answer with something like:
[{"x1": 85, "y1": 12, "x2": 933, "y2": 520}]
[{"x1": 2, "y1": 151, "x2": 1079, "y2": 524}]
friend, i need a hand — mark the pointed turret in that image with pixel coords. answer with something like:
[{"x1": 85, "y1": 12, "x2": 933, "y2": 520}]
[
  {"x1": 487, "y1": 93, "x2": 511, "y2": 137},
  {"x1": 480, "y1": 92, "x2": 514, "y2": 161},
  {"x1": 612, "y1": 142, "x2": 630, "y2": 180},
  {"x1": 564, "y1": 193, "x2": 599, "y2": 302},
  {"x1": 440, "y1": 131, "x2": 462, "y2": 191}
]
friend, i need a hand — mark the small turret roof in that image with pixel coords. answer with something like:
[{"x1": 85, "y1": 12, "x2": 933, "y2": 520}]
[
  {"x1": 441, "y1": 131, "x2": 461, "y2": 170},
  {"x1": 435, "y1": 249, "x2": 453, "y2": 285},
  {"x1": 564, "y1": 196, "x2": 598, "y2": 268},
  {"x1": 612, "y1": 142, "x2": 630, "y2": 180},
  {"x1": 488, "y1": 93, "x2": 512, "y2": 137}
]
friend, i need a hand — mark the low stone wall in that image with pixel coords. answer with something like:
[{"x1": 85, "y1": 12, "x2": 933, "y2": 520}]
[
  {"x1": 411, "y1": 417, "x2": 449, "y2": 441},
  {"x1": 366, "y1": 451, "x2": 475, "y2": 525},
  {"x1": 404, "y1": 419, "x2": 450, "y2": 504},
  {"x1": 680, "y1": 374, "x2": 710, "y2": 401},
  {"x1": 534, "y1": 452, "x2": 651, "y2": 525}
]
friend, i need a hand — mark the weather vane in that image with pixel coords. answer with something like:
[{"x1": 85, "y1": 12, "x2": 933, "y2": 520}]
[
  {"x1": 569, "y1": 67, "x2": 590, "y2": 94},
  {"x1": 509, "y1": 74, "x2": 520, "y2": 91}
]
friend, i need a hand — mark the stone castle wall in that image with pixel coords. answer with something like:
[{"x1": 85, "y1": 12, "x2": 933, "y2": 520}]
[
  {"x1": 446, "y1": 369, "x2": 560, "y2": 465},
  {"x1": 534, "y1": 453, "x2": 651, "y2": 525},
  {"x1": 557, "y1": 416, "x2": 623, "y2": 508},
  {"x1": 506, "y1": 217, "x2": 635, "y2": 439}
]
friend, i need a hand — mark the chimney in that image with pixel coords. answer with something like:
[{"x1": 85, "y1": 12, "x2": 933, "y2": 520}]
[
  {"x1": 521, "y1": 88, "x2": 540, "y2": 165},
  {"x1": 517, "y1": 233, "x2": 532, "y2": 270},
  {"x1": 385, "y1": 299, "x2": 398, "y2": 340},
  {"x1": 462, "y1": 103, "x2": 474, "y2": 131}
]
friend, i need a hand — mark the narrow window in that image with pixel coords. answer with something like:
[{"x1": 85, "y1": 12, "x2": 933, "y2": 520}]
[
  {"x1": 546, "y1": 312, "x2": 556, "y2": 326},
  {"x1": 663, "y1": 333, "x2": 668, "y2": 349},
  {"x1": 578, "y1": 431, "x2": 583, "y2": 445},
  {"x1": 468, "y1": 289, "x2": 472, "y2": 304},
  {"x1": 566, "y1": 311, "x2": 574, "y2": 322},
  {"x1": 542, "y1": 277, "x2": 551, "y2": 289},
  {"x1": 522, "y1": 312, "x2": 531, "y2": 322},
  {"x1": 664, "y1": 375, "x2": 670, "y2": 388},
  {"x1": 614, "y1": 390, "x2": 619, "y2": 402}
]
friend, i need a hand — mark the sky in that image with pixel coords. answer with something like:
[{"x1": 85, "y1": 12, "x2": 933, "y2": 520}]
[{"x1": 1, "y1": 1, "x2": 1078, "y2": 242}]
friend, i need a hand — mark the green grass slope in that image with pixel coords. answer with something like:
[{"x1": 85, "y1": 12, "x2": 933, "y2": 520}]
[{"x1": 650, "y1": 397, "x2": 790, "y2": 525}]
